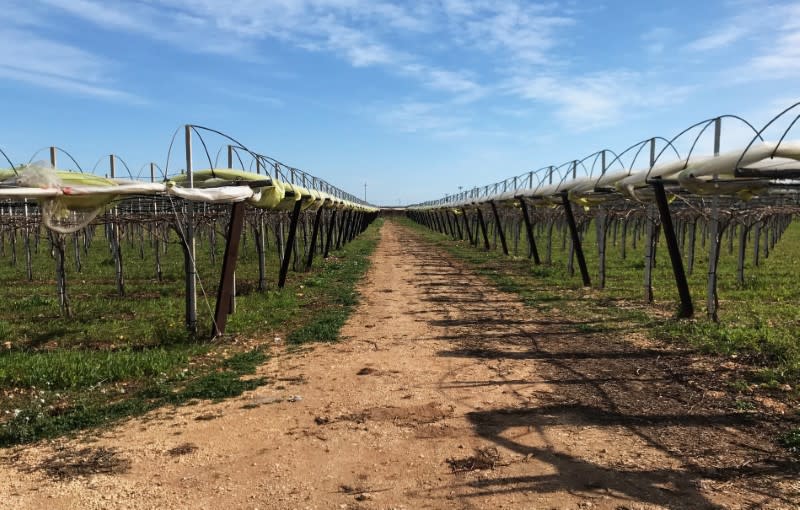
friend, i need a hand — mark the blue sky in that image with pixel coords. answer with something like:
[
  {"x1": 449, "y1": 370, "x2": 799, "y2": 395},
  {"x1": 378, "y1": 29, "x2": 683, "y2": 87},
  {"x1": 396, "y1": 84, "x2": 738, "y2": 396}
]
[{"x1": 1, "y1": 0, "x2": 799, "y2": 205}]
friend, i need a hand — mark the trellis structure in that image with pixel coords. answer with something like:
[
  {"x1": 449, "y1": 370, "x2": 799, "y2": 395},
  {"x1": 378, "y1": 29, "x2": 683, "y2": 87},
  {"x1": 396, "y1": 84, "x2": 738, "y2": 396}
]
[
  {"x1": 407, "y1": 103, "x2": 800, "y2": 321},
  {"x1": 0, "y1": 125, "x2": 378, "y2": 337}
]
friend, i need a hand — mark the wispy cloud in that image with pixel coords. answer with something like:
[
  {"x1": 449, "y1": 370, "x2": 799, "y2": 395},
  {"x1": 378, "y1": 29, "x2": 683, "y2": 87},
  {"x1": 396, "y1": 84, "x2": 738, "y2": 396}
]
[
  {"x1": 743, "y1": 17, "x2": 800, "y2": 78},
  {"x1": 507, "y1": 71, "x2": 692, "y2": 130},
  {"x1": 686, "y1": 24, "x2": 750, "y2": 52},
  {"x1": 0, "y1": 27, "x2": 142, "y2": 102},
  {"x1": 374, "y1": 101, "x2": 471, "y2": 137},
  {"x1": 34, "y1": 0, "x2": 490, "y2": 102},
  {"x1": 454, "y1": 2, "x2": 574, "y2": 65},
  {"x1": 641, "y1": 27, "x2": 674, "y2": 55}
]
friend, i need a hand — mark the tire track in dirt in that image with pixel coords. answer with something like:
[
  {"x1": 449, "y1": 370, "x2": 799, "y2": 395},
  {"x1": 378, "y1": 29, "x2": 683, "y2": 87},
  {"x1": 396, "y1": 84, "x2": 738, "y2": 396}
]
[{"x1": 0, "y1": 220, "x2": 797, "y2": 509}]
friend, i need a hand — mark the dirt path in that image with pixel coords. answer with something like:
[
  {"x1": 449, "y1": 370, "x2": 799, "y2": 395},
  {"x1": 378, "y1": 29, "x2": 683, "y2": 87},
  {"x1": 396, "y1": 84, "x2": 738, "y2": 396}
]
[{"x1": 1, "y1": 220, "x2": 798, "y2": 509}]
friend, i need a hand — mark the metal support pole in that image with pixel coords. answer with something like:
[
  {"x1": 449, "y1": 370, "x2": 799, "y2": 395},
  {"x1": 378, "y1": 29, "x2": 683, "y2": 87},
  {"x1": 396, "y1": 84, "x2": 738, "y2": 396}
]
[
  {"x1": 184, "y1": 125, "x2": 197, "y2": 333},
  {"x1": 518, "y1": 198, "x2": 541, "y2": 264},
  {"x1": 489, "y1": 200, "x2": 509, "y2": 255},
  {"x1": 561, "y1": 192, "x2": 591, "y2": 286},
  {"x1": 707, "y1": 118, "x2": 722, "y2": 321},
  {"x1": 109, "y1": 155, "x2": 124, "y2": 297},
  {"x1": 643, "y1": 139, "x2": 657, "y2": 303},
  {"x1": 278, "y1": 199, "x2": 303, "y2": 288},
  {"x1": 652, "y1": 178, "x2": 693, "y2": 318},
  {"x1": 212, "y1": 201, "x2": 246, "y2": 337},
  {"x1": 306, "y1": 206, "x2": 325, "y2": 270},
  {"x1": 324, "y1": 209, "x2": 337, "y2": 258},
  {"x1": 476, "y1": 207, "x2": 491, "y2": 250},
  {"x1": 227, "y1": 146, "x2": 238, "y2": 310}
]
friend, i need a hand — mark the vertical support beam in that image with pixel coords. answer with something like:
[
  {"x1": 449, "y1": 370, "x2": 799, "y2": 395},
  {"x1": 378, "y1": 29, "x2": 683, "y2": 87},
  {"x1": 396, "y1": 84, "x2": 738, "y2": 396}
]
[
  {"x1": 596, "y1": 207, "x2": 607, "y2": 288},
  {"x1": 561, "y1": 192, "x2": 591, "y2": 286},
  {"x1": 109, "y1": 155, "x2": 125, "y2": 297},
  {"x1": 184, "y1": 125, "x2": 197, "y2": 334},
  {"x1": 212, "y1": 201, "x2": 246, "y2": 337},
  {"x1": 278, "y1": 199, "x2": 303, "y2": 288},
  {"x1": 476, "y1": 207, "x2": 491, "y2": 250},
  {"x1": 306, "y1": 206, "x2": 325, "y2": 270},
  {"x1": 227, "y1": 147, "x2": 238, "y2": 309},
  {"x1": 652, "y1": 178, "x2": 694, "y2": 318},
  {"x1": 49, "y1": 146, "x2": 57, "y2": 168},
  {"x1": 643, "y1": 139, "x2": 657, "y2": 303},
  {"x1": 596, "y1": 151, "x2": 608, "y2": 288},
  {"x1": 518, "y1": 198, "x2": 541, "y2": 264},
  {"x1": 324, "y1": 209, "x2": 338, "y2": 258},
  {"x1": 489, "y1": 200, "x2": 509, "y2": 255},
  {"x1": 737, "y1": 223, "x2": 748, "y2": 285}
]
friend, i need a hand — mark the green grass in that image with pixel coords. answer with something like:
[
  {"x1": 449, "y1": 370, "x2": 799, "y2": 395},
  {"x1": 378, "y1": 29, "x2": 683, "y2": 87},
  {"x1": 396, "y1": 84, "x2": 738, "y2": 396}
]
[
  {"x1": 288, "y1": 240, "x2": 378, "y2": 345},
  {"x1": 1, "y1": 348, "x2": 267, "y2": 446},
  {"x1": 0, "y1": 216, "x2": 382, "y2": 446},
  {"x1": 400, "y1": 215, "x2": 800, "y2": 385},
  {"x1": 0, "y1": 347, "x2": 201, "y2": 389},
  {"x1": 779, "y1": 428, "x2": 800, "y2": 455}
]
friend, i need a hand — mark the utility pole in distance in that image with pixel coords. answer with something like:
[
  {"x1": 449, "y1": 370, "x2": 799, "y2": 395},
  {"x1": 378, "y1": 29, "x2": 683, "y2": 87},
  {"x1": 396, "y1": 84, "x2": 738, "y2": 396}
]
[{"x1": 364, "y1": 182, "x2": 367, "y2": 203}]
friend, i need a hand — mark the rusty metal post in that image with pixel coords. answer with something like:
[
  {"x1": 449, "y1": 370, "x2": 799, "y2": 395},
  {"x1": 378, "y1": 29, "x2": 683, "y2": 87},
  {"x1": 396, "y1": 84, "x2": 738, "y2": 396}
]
[
  {"x1": 518, "y1": 198, "x2": 541, "y2": 264},
  {"x1": 489, "y1": 200, "x2": 509, "y2": 255},
  {"x1": 476, "y1": 206, "x2": 490, "y2": 250},
  {"x1": 561, "y1": 191, "x2": 591, "y2": 286},
  {"x1": 652, "y1": 178, "x2": 694, "y2": 318},
  {"x1": 212, "y1": 201, "x2": 246, "y2": 337},
  {"x1": 306, "y1": 206, "x2": 325, "y2": 270},
  {"x1": 324, "y1": 209, "x2": 337, "y2": 258},
  {"x1": 461, "y1": 207, "x2": 474, "y2": 245},
  {"x1": 336, "y1": 209, "x2": 349, "y2": 249},
  {"x1": 278, "y1": 199, "x2": 303, "y2": 288}
]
